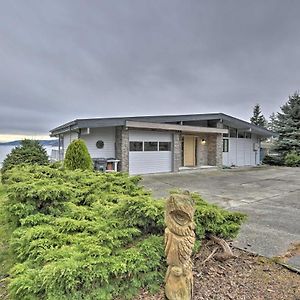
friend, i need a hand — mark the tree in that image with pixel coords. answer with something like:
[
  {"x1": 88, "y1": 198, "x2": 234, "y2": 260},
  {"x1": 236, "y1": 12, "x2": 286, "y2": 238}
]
[
  {"x1": 268, "y1": 112, "x2": 277, "y2": 132},
  {"x1": 250, "y1": 104, "x2": 267, "y2": 127},
  {"x1": 1, "y1": 139, "x2": 49, "y2": 174},
  {"x1": 274, "y1": 92, "x2": 300, "y2": 156},
  {"x1": 64, "y1": 139, "x2": 93, "y2": 171}
]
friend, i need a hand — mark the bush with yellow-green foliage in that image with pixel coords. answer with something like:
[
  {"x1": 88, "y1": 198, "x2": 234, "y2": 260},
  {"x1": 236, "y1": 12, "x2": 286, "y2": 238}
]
[
  {"x1": 64, "y1": 139, "x2": 93, "y2": 171},
  {"x1": 2, "y1": 165, "x2": 246, "y2": 300}
]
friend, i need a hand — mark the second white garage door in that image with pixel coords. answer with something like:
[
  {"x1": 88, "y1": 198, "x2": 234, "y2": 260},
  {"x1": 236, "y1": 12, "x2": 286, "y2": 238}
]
[{"x1": 129, "y1": 130, "x2": 173, "y2": 175}]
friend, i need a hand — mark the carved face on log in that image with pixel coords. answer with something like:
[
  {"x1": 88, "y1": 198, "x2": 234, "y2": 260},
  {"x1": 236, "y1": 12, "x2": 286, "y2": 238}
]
[
  {"x1": 164, "y1": 193, "x2": 196, "y2": 300},
  {"x1": 165, "y1": 193, "x2": 195, "y2": 237}
]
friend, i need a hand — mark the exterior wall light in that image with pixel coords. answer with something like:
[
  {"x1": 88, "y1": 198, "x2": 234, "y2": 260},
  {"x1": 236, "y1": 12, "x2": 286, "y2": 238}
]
[{"x1": 201, "y1": 139, "x2": 206, "y2": 145}]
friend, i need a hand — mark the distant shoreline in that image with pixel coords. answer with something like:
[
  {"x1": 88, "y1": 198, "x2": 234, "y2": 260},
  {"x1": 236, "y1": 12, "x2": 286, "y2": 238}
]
[{"x1": 0, "y1": 139, "x2": 58, "y2": 147}]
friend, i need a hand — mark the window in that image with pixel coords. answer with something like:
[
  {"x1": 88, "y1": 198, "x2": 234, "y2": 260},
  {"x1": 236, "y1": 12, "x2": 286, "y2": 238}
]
[
  {"x1": 159, "y1": 142, "x2": 171, "y2": 151},
  {"x1": 245, "y1": 132, "x2": 252, "y2": 139},
  {"x1": 223, "y1": 126, "x2": 229, "y2": 137},
  {"x1": 130, "y1": 141, "x2": 143, "y2": 151},
  {"x1": 230, "y1": 128, "x2": 237, "y2": 138},
  {"x1": 96, "y1": 140, "x2": 104, "y2": 149},
  {"x1": 144, "y1": 141, "x2": 158, "y2": 151},
  {"x1": 223, "y1": 139, "x2": 229, "y2": 152},
  {"x1": 238, "y1": 131, "x2": 245, "y2": 138}
]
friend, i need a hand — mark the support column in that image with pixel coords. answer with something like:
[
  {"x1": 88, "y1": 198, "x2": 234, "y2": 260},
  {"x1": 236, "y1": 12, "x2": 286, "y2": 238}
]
[
  {"x1": 197, "y1": 134, "x2": 208, "y2": 166},
  {"x1": 216, "y1": 133, "x2": 223, "y2": 167},
  {"x1": 115, "y1": 126, "x2": 129, "y2": 172},
  {"x1": 172, "y1": 132, "x2": 182, "y2": 172},
  {"x1": 207, "y1": 133, "x2": 223, "y2": 167}
]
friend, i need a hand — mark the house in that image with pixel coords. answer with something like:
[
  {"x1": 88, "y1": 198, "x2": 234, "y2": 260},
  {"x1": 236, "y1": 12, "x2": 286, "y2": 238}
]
[{"x1": 50, "y1": 113, "x2": 275, "y2": 175}]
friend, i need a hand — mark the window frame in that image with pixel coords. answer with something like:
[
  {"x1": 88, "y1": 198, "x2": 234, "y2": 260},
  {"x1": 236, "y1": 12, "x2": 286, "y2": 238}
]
[
  {"x1": 238, "y1": 131, "x2": 245, "y2": 138},
  {"x1": 144, "y1": 141, "x2": 158, "y2": 151},
  {"x1": 129, "y1": 141, "x2": 143, "y2": 152},
  {"x1": 159, "y1": 141, "x2": 172, "y2": 151},
  {"x1": 245, "y1": 132, "x2": 252, "y2": 139},
  {"x1": 223, "y1": 139, "x2": 229, "y2": 152},
  {"x1": 229, "y1": 128, "x2": 237, "y2": 138}
]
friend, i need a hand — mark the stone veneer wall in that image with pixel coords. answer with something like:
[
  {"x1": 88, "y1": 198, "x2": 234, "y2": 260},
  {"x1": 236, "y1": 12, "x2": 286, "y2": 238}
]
[
  {"x1": 206, "y1": 120, "x2": 224, "y2": 167},
  {"x1": 216, "y1": 133, "x2": 223, "y2": 167},
  {"x1": 207, "y1": 134, "x2": 217, "y2": 166},
  {"x1": 172, "y1": 132, "x2": 182, "y2": 172},
  {"x1": 197, "y1": 134, "x2": 208, "y2": 166},
  {"x1": 115, "y1": 126, "x2": 129, "y2": 172}
]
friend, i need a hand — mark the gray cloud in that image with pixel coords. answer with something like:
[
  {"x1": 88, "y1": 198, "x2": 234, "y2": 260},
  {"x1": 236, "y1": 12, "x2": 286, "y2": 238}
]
[{"x1": 0, "y1": 0, "x2": 299, "y2": 136}]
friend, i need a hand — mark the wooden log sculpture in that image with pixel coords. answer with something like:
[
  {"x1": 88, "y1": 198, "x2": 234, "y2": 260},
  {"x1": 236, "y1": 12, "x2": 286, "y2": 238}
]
[{"x1": 165, "y1": 192, "x2": 196, "y2": 300}]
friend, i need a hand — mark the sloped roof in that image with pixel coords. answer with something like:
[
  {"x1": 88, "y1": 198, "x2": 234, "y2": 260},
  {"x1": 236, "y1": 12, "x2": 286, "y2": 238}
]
[{"x1": 50, "y1": 113, "x2": 276, "y2": 137}]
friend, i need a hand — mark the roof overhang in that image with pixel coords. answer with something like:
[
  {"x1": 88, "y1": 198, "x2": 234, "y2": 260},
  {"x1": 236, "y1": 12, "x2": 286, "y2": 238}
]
[
  {"x1": 125, "y1": 121, "x2": 228, "y2": 134},
  {"x1": 49, "y1": 113, "x2": 276, "y2": 138}
]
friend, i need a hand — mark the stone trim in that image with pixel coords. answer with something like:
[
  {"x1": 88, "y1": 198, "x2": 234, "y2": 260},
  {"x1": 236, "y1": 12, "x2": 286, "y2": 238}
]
[
  {"x1": 115, "y1": 126, "x2": 129, "y2": 172},
  {"x1": 172, "y1": 132, "x2": 182, "y2": 172}
]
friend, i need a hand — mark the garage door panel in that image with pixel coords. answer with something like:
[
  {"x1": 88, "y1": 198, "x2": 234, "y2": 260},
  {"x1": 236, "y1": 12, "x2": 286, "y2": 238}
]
[
  {"x1": 129, "y1": 130, "x2": 172, "y2": 141},
  {"x1": 129, "y1": 152, "x2": 172, "y2": 174},
  {"x1": 129, "y1": 130, "x2": 173, "y2": 175}
]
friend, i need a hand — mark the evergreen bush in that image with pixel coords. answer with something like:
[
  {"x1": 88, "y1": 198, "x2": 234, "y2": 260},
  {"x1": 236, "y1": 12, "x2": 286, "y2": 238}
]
[
  {"x1": 3, "y1": 165, "x2": 246, "y2": 299},
  {"x1": 262, "y1": 154, "x2": 285, "y2": 166},
  {"x1": 1, "y1": 139, "x2": 49, "y2": 175},
  {"x1": 285, "y1": 151, "x2": 300, "y2": 167},
  {"x1": 64, "y1": 139, "x2": 93, "y2": 171}
]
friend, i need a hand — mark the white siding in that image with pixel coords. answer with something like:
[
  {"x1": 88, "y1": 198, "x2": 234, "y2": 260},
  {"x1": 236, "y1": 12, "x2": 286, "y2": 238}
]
[
  {"x1": 222, "y1": 134, "x2": 260, "y2": 167},
  {"x1": 129, "y1": 130, "x2": 173, "y2": 175},
  {"x1": 81, "y1": 127, "x2": 115, "y2": 158},
  {"x1": 63, "y1": 132, "x2": 78, "y2": 156},
  {"x1": 62, "y1": 127, "x2": 115, "y2": 159}
]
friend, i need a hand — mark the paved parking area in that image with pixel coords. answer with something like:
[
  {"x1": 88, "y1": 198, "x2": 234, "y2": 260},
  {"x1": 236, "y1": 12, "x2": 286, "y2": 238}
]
[{"x1": 141, "y1": 166, "x2": 300, "y2": 271}]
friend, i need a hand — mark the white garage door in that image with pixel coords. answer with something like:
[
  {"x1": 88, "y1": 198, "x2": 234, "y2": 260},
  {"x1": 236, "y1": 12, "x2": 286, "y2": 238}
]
[{"x1": 129, "y1": 130, "x2": 173, "y2": 175}]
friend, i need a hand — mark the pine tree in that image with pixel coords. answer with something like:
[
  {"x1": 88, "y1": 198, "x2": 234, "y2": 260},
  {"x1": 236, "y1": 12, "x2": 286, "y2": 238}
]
[
  {"x1": 268, "y1": 112, "x2": 277, "y2": 132},
  {"x1": 250, "y1": 104, "x2": 267, "y2": 127},
  {"x1": 274, "y1": 92, "x2": 300, "y2": 156},
  {"x1": 1, "y1": 139, "x2": 49, "y2": 174},
  {"x1": 64, "y1": 139, "x2": 93, "y2": 171}
]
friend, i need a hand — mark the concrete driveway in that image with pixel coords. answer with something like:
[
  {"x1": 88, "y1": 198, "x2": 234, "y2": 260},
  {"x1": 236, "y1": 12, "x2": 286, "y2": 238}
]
[{"x1": 141, "y1": 166, "x2": 300, "y2": 271}]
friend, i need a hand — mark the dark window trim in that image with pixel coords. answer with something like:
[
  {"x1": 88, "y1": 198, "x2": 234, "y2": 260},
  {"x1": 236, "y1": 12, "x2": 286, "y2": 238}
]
[
  {"x1": 144, "y1": 141, "x2": 158, "y2": 151},
  {"x1": 129, "y1": 141, "x2": 143, "y2": 151},
  {"x1": 245, "y1": 132, "x2": 252, "y2": 139},
  {"x1": 229, "y1": 128, "x2": 237, "y2": 138},
  {"x1": 159, "y1": 141, "x2": 172, "y2": 151},
  {"x1": 223, "y1": 139, "x2": 229, "y2": 152}
]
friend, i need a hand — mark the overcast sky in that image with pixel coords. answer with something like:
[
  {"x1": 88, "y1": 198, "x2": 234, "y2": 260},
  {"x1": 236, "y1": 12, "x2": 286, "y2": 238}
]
[{"x1": 0, "y1": 0, "x2": 299, "y2": 141}]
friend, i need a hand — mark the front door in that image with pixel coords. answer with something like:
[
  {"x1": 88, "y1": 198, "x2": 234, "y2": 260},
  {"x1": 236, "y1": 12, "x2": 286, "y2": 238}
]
[{"x1": 183, "y1": 136, "x2": 196, "y2": 166}]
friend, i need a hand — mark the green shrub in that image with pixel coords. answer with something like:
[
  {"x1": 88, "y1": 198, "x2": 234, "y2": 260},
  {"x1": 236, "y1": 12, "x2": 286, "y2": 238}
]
[
  {"x1": 64, "y1": 139, "x2": 93, "y2": 171},
  {"x1": 3, "y1": 165, "x2": 246, "y2": 300},
  {"x1": 1, "y1": 139, "x2": 49, "y2": 175},
  {"x1": 262, "y1": 154, "x2": 284, "y2": 166},
  {"x1": 285, "y1": 150, "x2": 300, "y2": 167}
]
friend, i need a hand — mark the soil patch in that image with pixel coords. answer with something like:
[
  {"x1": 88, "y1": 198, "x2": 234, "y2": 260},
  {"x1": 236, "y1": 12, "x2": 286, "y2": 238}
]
[{"x1": 135, "y1": 241, "x2": 300, "y2": 300}]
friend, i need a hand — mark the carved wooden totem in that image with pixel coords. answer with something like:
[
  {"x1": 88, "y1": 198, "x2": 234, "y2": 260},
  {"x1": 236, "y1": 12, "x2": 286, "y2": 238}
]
[{"x1": 165, "y1": 192, "x2": 196, "y2": 300}]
